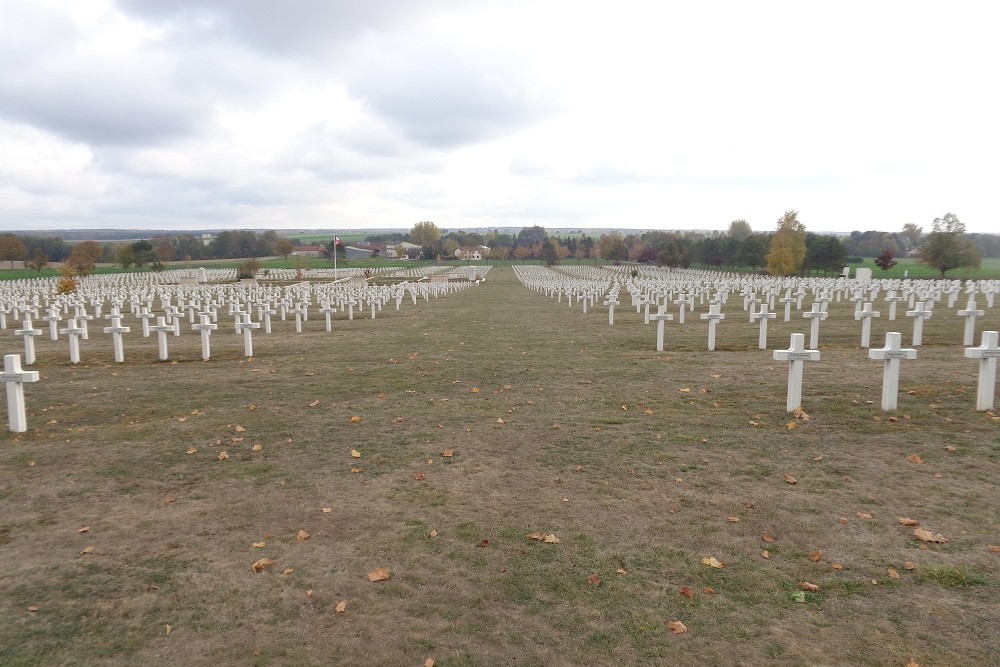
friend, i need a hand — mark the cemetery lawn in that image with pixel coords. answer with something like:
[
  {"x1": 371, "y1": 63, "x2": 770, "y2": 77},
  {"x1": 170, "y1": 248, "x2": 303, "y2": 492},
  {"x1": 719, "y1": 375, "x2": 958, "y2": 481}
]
[{"x1": 2, "y1": 267, "x2": 998, "y2": 666}]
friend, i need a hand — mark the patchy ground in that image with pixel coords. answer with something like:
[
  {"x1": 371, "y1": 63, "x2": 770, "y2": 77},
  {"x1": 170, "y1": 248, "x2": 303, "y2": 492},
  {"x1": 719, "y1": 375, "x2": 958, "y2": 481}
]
[{"x1": 1, "y1": 267, "x2": 998, "y2": 666}]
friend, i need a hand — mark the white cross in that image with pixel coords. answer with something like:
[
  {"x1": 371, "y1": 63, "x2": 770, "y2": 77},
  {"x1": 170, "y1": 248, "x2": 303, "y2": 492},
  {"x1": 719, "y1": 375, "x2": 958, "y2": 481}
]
[
  {"x1": 674, "y1": 294, "x2": 693, "y2": 324},
  {"x1": 137, "y1": 307, "x2": 155, "y2": 338},
  {"x1": 235, "y1": 313, "x2": 261, "y2": 357},
  {"x1": 259, "y1": 305, "x2": 276, "y2": 334},
  {"x1": 778, "y1": 291, "x2": 794, "y2": 322},
  {"x1": 957, "y1": 299, "x2": 984, "y2": 346},
  {"x1": 74, "y1": 306, "x2": 94, "y2": 340},
  {"x1": 883, "y1": 291, "x2": 903, "y2": 321},
  {"x1": 802, "y1": 303, "x2": 827, "y2": 349},
  {"x1": 773, "y1": 333, "x2": 820, "y2": 412},
  {"x1": 102, "y1": 315, "x2": 131, "y2": 363},
  {"x1": 905, "y1": 301, "x2": 932, "y2": 346},
  {"x1": 750, "y1": 304, "x2": 776, "y2": 350},
  {"x1": 344, "y1": 297, "x2": 357, "y2": 321},
  {"x1": 700, "y1": 303, "x2": 725, "y2": 351},
  {"x1": 192, "y1": 314, "x2": 218, "y2": 361},
  {"x1": 2, "y1": 354, "x2": 40, "y2": 433},
  {"x1": 42, "y1": 307, "x2": 62, "y2": 341},
  {"x1": 603, "y1": 296, "x2": 620, "y2": 326},
  {"x1": 320, "y1": 302, "x2": 337, "y2": 332},
  {"x1": 149, "y1": 316, "x2": 173, "y2": 361},
  {"x1": 650, "y1": 306, "x2": 674, "y2": 352},
  {"x1": 59, "y1": 318, "x2": 86, "y2": 364},
  {"x1": 964, "y1": 330, "x2": 1000, "y2": 411},
  {"x1": 868, "y1": 332, "x2": 917, "y2": 411},
  {"x1": 854, "y1": 302, "x2": 881, "y2": 348}
]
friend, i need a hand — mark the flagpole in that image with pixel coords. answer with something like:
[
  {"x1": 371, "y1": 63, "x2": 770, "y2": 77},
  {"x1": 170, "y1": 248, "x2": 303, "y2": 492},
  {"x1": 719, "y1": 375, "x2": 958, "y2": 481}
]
[{"x1": 334, "y1": 234, "x2": 338, "y2": 279}]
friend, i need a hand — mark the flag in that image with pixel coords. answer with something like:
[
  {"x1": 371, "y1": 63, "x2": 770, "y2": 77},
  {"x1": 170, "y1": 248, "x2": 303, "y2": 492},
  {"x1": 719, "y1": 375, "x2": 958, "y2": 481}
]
[{"x1": 335, "y1": 236, "x2": 342, "y2": 246}]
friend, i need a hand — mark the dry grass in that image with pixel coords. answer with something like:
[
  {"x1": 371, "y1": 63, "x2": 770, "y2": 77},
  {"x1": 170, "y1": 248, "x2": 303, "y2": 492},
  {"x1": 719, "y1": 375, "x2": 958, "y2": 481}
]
[{"x1": 1, "y1": 268, "x2": 998, "y2": 666}]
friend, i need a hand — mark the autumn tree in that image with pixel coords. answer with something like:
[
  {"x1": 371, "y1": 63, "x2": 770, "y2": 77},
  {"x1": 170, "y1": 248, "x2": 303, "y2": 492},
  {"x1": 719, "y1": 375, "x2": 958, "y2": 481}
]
[
  {"x1": 116, "y1": 245, "x2": 135, "y2": 269},
  {"x1": 66, "y1": 240, "x2": 103, "y2": 276},
  {"x1": 727, "y1": 219, "x2": 752, "y2": 241},
  {"x1": 920, "y1": 213, "x2": 980, "y2": 277},
  {"x1": 26, "y1": 248, "x2": 49, "y2": 272},
  {"x1": 599, "y1": 233, "x2": 629, "y2": 265},
  {"x1": 766, "y1": 211, "x2": 807, "y2": 275},
  {"x1": 410, "y1": 221, "x2": 441, "y2": 248},
  {"x1": 275, "y1": 238, "x2": 294, "y2": 258},
  {"x1": 0, "y1": 235, "x2": 27, "y2": 269},
  {"x1": 874, "y1": 248, "x2": 898, "y2": 272},
  {"x1": 899, "y1": 223, "x2": 923, "y2": 251}
]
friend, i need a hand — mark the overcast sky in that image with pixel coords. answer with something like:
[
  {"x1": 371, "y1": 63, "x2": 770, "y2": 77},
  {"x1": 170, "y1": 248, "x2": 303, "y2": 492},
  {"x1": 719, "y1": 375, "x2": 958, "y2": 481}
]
[{"x1": 1, "y1": 1, "x2": 997, "y2": 234}]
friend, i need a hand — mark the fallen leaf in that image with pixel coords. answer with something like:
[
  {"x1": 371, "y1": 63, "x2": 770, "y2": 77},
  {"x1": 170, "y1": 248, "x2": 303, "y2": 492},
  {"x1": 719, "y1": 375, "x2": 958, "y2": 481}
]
[
  {"x1": 80, "y1": 546, "x2": 94, "y2": 555},
  {"x1": 800, "y1": 581, "x2": 819, "y2": 592},
  {"x1": 898, "y1": 518, "x2": 920, "y2": 526},
  {"x1": 349, "y1": 416, "x2": 362, "y2": 423},
  {"x1": 251, "y1": 558, "x2": 274, "y2": 573},
  {"x1": 217, "y1": 451, "x2": 229, "y2": 461},
  {"x1": 235, "y1": 425, "x2": 245, "y2": 432},
  {"x1": 308, "y1": 400, "x2": 320, "y2": 407},
  {"x1": 903, "y1": 561, "x2": 917, "y2": 570},
  {"x1": 414, "y1": 472, "x2": 426, "y2": 481},
  {"x1": 282, "y1": 568, "x2": 295, "y2": 575},
  {"x1": 906, "y1": 454, "x2": 924, "y2": 464},
  {"x1": 350, "y1": 449, "x2": 361, "y2": 459},
  {"x1": 809, "y1": 551, "x2": 822, "y2": 562},
  {"x1": 252, "y1": 541, "x2": 266, "y2": 548},
  {"x1": 679, "y1": 387, "x2": 691, "y2": 393},
  {"x1": 186, "y1": 447, "x2": 197, "y2": 455},
  {"x1": 703, "y1": 587, "x2": 715, "y2": 594},
  {"x1": 322, "y1": 507, "x2": 332, "y2": 513},
  {"x1": 989, "y1": 546, "x2": 1000, "y2": 554},
  {"x1": 441, "y1": 449, "x2": 454, "y2": 458},
  {"x1": 428, "y1": 529, "x2": 438, "y2": 538},
  {"x1": 761, "y1": 533, "x2": 775, "y2": 543},
  {"x1": 335, "y1": 600, "x2": 347, "y2": 613},
  {"x1": 888, "y1": 567, "x2": 900, "y2": 579},
  {"x1": 856, "y1": 512, "x2": 873, "y2": 520},
  {"x1": 616, "y1": 567, "x2": 627, "y2": 575},
  {"x1": 477, "y1": 539, "x2": 490, "y2": 548},
  {"x1": 470, "y1": 387, "x2": 481, "y2": 393},
  {"x1": 761, "y1": 550, "x2": 770, "y2": 559},
  {"x1": 839, "y1": 517, "x2": 849, "y2": 525},
  {"x1": 913, "y1": 528, "x2": 948, "y2": 543},
  {"x1": 251, "y1": 444, "x2": 262, "y2": 452},
  {"x1": 701, "y1": 557, "x2": 725, "y2": 569},
  {"x1": 679, "y1": 586, "x2": 696, "y2": 599},
  {"x1": 544, "y1": 533, "x2": 560, "y2": 543},
  {"x1": 27, "y1": 605, "x2": 39, "y2": 612},
  {"x1": 296, "y1": 530, "x2": 310, "y2": 541},
  {"x1": 786, "y1": 421, "x2": 798, "y2": 430},
  {"x1": 165, "y1": 624, "x2": 171, "y2": 635},
  {"x1": 305, "y1": 589, "x2": 313, "y2": 598},
  {"x1": 944, "y1": 446, "x2": 957, "y2": 453},
  {"x1": 351, "y1": 468, "x2": 361, "y2": 473},
  {"x1": 666, "y1": 620, "x2": 688, "y2": 635},
  {"x1": 496, "y1": 417, "x2": 505, "y2": 424},
  {"x1": 727, "y1": 516, "x2": 740, "y2": 523},
  {"x1": 367, "y1": 568, "x2": 391, "y2": 582},
  {"x1": 783, "y1": 474, "x2": 797, "y2": 485},
  {"x1": 587, "y1": 574, "x2": 601, "y2": 586},
  {"x1": 831, "y1": 563, "x2": 844, "y2": 570},
  {"x1": 791, "y1": 591, "x2": 806, "y2": 603},
  {"x1": 77, "y1": 526, "x2": 90, "y2": 533},
  {"x1": 424, "y1": 660, "x2": 435, "y2": 667}
]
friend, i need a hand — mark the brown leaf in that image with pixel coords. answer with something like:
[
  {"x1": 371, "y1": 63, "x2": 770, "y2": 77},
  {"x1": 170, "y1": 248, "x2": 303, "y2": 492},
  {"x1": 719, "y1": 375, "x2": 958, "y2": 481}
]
[
  {"x1": 989, "y1": 545, "x2": 999, "y2": 554},
  {"x1": 428, "y1": 529, "x2": 438, "y2": 538},
  {"x1": 898, "y1": 517, "x2": 920, "y2": 526},
  {"x1": 702, "y1": 587, "x2": 715, "y2": 594},
  {"x1": 761, "y1": 533, "x2": 775, "y2": 543},
  {"x1": 761, "y1": 550, "x2": 770, "y2": 559},
  {"x1": 282, "y1": 568, "x2": 295, "y2": 575},
  {"x1": 903, "y1": 561, "x2": 917, "y2": 570},
  {"x1": 308, "y1": 400, "x2": 320, "y2": 407},
  {"x1": 165, "y1": 624, "x2": 172, "y2": 635},
  {"x1": 786, "y1": 420, "x2": 798, "y2": 430},
  {"x1": 913, "y1": 528, "x2": 948, "y2": 543},
  {"x1": 809, "y1": 551, "x2": 822, "y2": 562},
  {"x1": 296, "y1": 529, "x2": 310, "y2": 541},
  {"x1": 701, "y1": 556, "x2": 725, "y2": 568},
  {"x1": 856, "y1": 512, "x2": 873, "y2": 520},
  {"x1": 217, "y1": 451, "x2": 229, "y2": 461},
  {"x1": 322, "y1": 507, "x2": 332, "y2": 513},
  {"x1": 944, "y1": 446, "x2": 957, "y2": 453},
  {"x1": 831, "y1": 563, "x2": 844, "y2": 571},
  {"x1": 839, "y1": 517, "x2": 849, "y2": 525},
  {"x1": 679, "y1": 586, "x2": 696, "y2": 599},
  {"x1": 367, "y1": 567, "x2": 391, "y2": 582},
  {"x1": 800, "y1": 581, "x2": 819, "y2": 592},
  {"x1": 616, "y1": 567, "x2": 627, "y2": 575},
  {"x1": 251, "y1": 444, "x2": 262, "y2": 452},
  {"x1": 77, "y1": 526, "x2": 90, "y2": 533},
  {"x1": 666, "y1": 620, "x2": 688, "y2": 635},
  {"x1": 441, "y1": 449, "x2": 454, "y2": 458},
  {"x1": 414, "y1": 472, "x2": 426, "y2": 481},
  {"x1": 783, "y1": 473, "x2": 797, "y2": 485},
  {"x1": 477, "y1": 539, "x2": 490, "y2": 548},
  {"x1": 424, "y1": 660, "x2": 435, "y2": 667},
  {"x1": 234, "y1": 425, "x2": 245, "y2": 432},
  {"x1": 887, "y1": 567, "x2": 900, "y2": 579},
  {"x1": 251, "y1": 558, "x2": 274, "y2": 573},
  {"x1": 587, "y1": 574, "x2": 601, "y2": 586},
  {"x1": 80, "y1": 546, "x2": 94, "y2": 555},
  {"x1": 350, "y1": 449, "x2": 361, "y2": 459},
  {"x1": 27, "y1": 605, "x2": 39, "y2": 612},
  {"x1": 906, "y1": 661, "x2": 920, "y2": 667},
  {"x1": 727, "y1": 516, "x2": 740, "y2": 523},
  {"x1": 906, "y1": 454, "x2": 924, "y2": 464},
  {"x1": 305, "y1": 589, "x2": 313, "y2": 598},
  {"x1": 186, "y1": 447, "x2": 197, "y2": 455},
  {"x1": 470, "y1": 387, "x2": 481, "y2": 393},
  {"x1": 252, "y1": 541, "x2": 266, "y2": 548},
  {"x1": 349, "y1": 416, "x2": 362, "y2": 423},
  {"x1": 335, "y1": 600, "x2": 347, "y2": 613}
]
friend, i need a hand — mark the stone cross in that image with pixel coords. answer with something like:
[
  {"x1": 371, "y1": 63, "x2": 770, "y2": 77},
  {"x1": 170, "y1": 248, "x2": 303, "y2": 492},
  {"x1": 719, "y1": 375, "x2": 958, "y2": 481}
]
[
  {"x1": 603, "y1": 296, "x2": 620, "y2": 326},
  {"x1": 773, "y1": 333, "x2": 820, "y2": 412},
  {"x1": 905, "y1": 301, "x2": 932, "y2": 346},
  {"x1": 650, "y1": 306, "x2": 674, "y2": 352},
  {"x1": 42, "y1": 307, "x2": 62, "y2": 341},
  {"x1": 235, "y1": 313, "x2": 261, "y2": 357},
  {"x1": 700, "y1": 303, "x2": 725, "y2": 351},
  {"x1": 2, "y1": 354, "x2": 40, "y2": 433},
  {"x1": 103, "y1": 315, "x2": 131, "y2": 363},
  {"x1": 15, "y1": 317, "x2": 42, "y2": 365},
  {"x1": 883, "y1": 290, "x2": 903, "y2": 321},
  {"x1": 674, "y1": 294, "x2": 693, "y2": 324},
  {"x1": 640, "y1": 296, "x2": 653, "y2": 324},
  {"x1": 259, "y1": 304, "x2": 276, "y2": 334},
  {"x1": 320, "y1": 302, "x2": 337, "y2": 332},
  {"x1": 802, "y1": 303, "x2": 828, "y2": 349},
  {"x1": 192, "y1": 314, "x2": 218, "y2": 361},
  {"x1": 778, "y1": 291, "x2": 794, "y2": 322},
  {"x1": 751, "y1": 304, "x2": 776, "y2": 350},
  {"x1": 293, "y1": 303, "x2": 306, "y2": 333},
  {"x1": 149, "y1": 316, "x2": 173, "y2": 361},
  {"x1": 868, "y1": 332, "x2": 917, "y2": 411},
  {"x1": 854, "y1": 302, "x2": 881, "y2": 348},
  {"x1": 74, "y1": 306, "x2": 94, "y2": 340},
  {"x1": 59, "y1": 318, "x2": 86, "y2": 364},
  {"x1": 964, "y1": 330, "x2": 1000, "y2": 411},
  {"x1": 957, "y1": 299, "x2": 984, "y2": 346},
  {"x1": 345, "y1": 297, "x2": 357, "y2": 321},
  {"x1": 137, "y1": 307, "x2": 155, "y2": 338}
]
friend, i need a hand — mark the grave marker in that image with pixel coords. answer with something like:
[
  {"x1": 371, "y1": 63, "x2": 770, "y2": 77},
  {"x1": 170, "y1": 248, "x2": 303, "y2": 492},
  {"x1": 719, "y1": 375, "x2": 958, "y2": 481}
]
[
  {"x1": 957, "y1": 299, "x2": 984, "y2": 346},
  {"x1": 192, "y1": 314, "x2": 218, "y2": 361},
  {"x1": 773, "y1": 333, "x2": 820, "y2": 412},
  {"x1": 650, "y1": 306, "x2": 673, "y2": 352},
  {"x1": 868, "y1": 332, "x2": 917, "y2": 411},
  {"x1": 1, "y1": 354, "x2": 40, "y2": 432},
  {"x1": 964, "y1": 330, "x2": 1000, "y2": 411},
  {"x1": 855, "y1": 302, "x2": 880, "y2": 348},
  {"x1": 103, "y1": 315, "x2": 131, "y2": 363},
  {"x1": 700, "y1": 303, "x2": 725, "y2": 351},
  {"x1": 905, "y1": 301, "x2": 932, "y2": 346}
]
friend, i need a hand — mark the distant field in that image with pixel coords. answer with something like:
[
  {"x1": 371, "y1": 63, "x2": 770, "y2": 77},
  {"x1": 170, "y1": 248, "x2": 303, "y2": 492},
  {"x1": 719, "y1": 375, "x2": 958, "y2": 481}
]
[
  {"x1": 283, "y1": 233, "x2": 368, "y2": 244},
  {"x1": 849, "y1": 257, "x2": 1000, "y2": 280}
]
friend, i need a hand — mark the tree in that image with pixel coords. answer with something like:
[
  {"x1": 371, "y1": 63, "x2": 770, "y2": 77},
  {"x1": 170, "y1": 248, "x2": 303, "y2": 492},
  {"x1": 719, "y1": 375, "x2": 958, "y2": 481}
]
[
  {"x1": 516, "y1": 225, "x2": 548, "y2": 248},
  {"x1": 920, "y1": 212, "x2": 980, "y2": 277},
  {"x1": 275, "y1": 239, "x2": 294, "y2": 258},
  {"x1": 541, "y1": 239, "x2": 559, "y2": 266},
  {"x1": 26, "y1": 248, "x2": 49, "y2": 273},
  {"x1": 116, "y1": 245, "x2": 136, "y2": 269},
  {"x1": 874, "y1": 248, "x2": 898, "y2": 272},
  {"x1": 599, "y1": 233, "x2": 630, "y2": 264},
  {"x1": 131, "y1": 240, "x2": 155, "y2": 268},
  {"x1": 899, "y1": 223, "x2": 923, "y2": 251},
  {"x1": 410, "y1": 221, "x2": 441, "y2": 247},
  {"x1": 766, "y1": 211, "x2": 807, "y2": 275},
  {"x1": 66, "y1": 240, "x2": 103, "y2": 276},
  {"x1": 0, "y1": 235, "x2": 27, "y2": 269},
  {"x1": 727, "y1": 219, "x2": 752, "y2": 241},
  {"x1": 735, "y1": 233, "x2": 770, "y2": 271}
]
